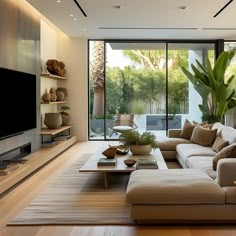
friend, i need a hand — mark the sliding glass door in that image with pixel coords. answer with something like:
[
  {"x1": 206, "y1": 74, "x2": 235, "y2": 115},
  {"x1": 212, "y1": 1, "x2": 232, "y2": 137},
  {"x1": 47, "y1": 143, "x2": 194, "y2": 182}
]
[
  {"x1": 105, "y1": 42, "x2": 167, "y2": 139},
  {"x1": 88, "y1": 40, "x2": 216, "y2": 140},
  {"x1": 168, "y1": 43, "x2": 215, "y2": 129}
]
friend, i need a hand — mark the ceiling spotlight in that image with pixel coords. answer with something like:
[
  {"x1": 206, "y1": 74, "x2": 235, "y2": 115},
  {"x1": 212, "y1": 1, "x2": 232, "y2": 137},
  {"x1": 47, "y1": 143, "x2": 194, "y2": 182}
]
[
  {"x1": 178, "y1": 6, "x2": 187, "y2": 10},
  {"x1": 113, "y1": 5, "x2": 122, "y2": 9},
  {"x1": 57, "y1": 0, "x2": 61, "y2": 3}
]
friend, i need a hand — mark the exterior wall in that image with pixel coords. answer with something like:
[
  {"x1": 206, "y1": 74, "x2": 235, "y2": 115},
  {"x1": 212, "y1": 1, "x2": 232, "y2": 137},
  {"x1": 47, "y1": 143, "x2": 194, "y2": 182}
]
[{"x1": 188, "y1": 50, "x2": 203, "y2": 123}]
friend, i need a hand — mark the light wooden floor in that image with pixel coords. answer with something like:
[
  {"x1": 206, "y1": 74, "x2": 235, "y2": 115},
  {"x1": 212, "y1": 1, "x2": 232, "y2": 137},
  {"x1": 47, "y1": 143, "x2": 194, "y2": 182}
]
[{"x1": 1, "y1": 141, "x2": 236, "y2": 236}]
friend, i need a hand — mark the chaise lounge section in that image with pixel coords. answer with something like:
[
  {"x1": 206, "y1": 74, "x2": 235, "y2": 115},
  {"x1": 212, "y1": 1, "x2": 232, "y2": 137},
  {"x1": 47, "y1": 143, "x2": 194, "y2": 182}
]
[{"x1": 126, "y1": 121, "x2": 236, "y2": 223}]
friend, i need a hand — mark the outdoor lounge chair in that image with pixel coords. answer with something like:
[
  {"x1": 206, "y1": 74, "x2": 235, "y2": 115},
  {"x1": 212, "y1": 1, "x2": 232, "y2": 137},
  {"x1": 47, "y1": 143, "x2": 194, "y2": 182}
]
[{"x1": 107, "y1": 114, "x2": 138, "y2": 137}]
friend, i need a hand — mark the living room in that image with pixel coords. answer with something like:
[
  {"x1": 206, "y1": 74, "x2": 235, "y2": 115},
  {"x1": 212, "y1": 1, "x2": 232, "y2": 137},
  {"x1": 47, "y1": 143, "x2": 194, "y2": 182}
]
[{"x1": 1, "y1": 0, "x2": 236, "y2": 235}]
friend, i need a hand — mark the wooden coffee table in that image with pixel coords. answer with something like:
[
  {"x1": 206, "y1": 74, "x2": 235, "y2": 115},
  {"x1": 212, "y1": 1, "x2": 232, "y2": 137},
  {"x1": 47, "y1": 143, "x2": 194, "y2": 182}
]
[{"x1": 79, "y1": 147, "x2": 167, "y2": 188}]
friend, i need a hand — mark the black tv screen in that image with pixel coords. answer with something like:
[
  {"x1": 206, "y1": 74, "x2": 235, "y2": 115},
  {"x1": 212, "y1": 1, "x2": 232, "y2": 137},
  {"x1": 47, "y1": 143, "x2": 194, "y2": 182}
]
[{"x1": 0, "y1": 67, "x2": 37, "y2": 140}]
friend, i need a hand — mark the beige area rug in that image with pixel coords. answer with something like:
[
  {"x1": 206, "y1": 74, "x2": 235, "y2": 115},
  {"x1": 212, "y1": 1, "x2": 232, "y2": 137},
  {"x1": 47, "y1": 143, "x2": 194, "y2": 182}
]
[{"x1": 8, "y1": 154, "x2": 135, "y2": 225}]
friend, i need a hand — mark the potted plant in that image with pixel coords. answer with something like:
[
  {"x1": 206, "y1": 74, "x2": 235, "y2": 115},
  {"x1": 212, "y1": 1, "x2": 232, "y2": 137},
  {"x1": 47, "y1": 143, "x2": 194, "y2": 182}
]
[
  {"x1": 58, "y1": 105, "x2": 71, "y2": 126},
  {"x1": 119, "y1": 130, "x2": 158, "y2": 155},
  {"x1": 181, "y1": 49, "x2": 236, "y2": 123}
]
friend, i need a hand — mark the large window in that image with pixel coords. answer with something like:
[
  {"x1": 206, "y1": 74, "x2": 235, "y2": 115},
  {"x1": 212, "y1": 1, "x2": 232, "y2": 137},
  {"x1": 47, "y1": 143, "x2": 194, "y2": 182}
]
[{"x1": 89, "y1": 40, "x2": 216, "y2": 140}]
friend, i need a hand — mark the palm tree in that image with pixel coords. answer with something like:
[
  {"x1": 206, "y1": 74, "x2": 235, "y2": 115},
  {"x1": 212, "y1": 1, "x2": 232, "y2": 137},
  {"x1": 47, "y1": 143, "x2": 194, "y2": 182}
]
[{"x1": 92, "y1": 41, "x2": 105, "y2": 116}]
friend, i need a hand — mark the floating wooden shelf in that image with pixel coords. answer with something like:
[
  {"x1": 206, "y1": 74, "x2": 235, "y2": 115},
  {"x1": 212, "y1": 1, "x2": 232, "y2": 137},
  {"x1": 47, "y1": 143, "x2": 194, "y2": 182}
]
[
  {"x1": 40, "y1": 125, "x2": 72, "y2": 135},
  {"x1": 41, "y1": 101, "x2": 67, "y2": 105},
  {"x1": 41, "y1": 73, "x2": 67, "y2": 80},
  {"x1": 0, "y1": 136, "x2": 77, "y2": 195}
]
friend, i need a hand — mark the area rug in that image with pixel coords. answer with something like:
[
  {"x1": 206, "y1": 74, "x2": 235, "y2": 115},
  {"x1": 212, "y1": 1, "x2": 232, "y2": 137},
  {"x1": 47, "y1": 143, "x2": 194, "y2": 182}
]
[{"x1": 8, "y1": 154, "x2": 134, "y2": 225}]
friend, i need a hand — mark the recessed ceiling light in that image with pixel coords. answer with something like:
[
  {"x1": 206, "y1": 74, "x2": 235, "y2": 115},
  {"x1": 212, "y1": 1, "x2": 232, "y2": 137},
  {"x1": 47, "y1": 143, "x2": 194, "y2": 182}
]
[
  {"x1": 73, "y1": 18, "x2": 77, "y2": 21},
  {"x1": 57, "y1": 0, "x2": 61, "y2": 3},
  {"x1": 83, "y1": 28, "x2": 87, "y2": 31},
  {"x1": 178, "y1": 6, "x2": 187, "y2": 10},
  {"x1": 69, "y1": 14, "x2": 74, "y2": 17},
  {"x1": 113, "y1": 5, "x2": 122, "y2": 9}
]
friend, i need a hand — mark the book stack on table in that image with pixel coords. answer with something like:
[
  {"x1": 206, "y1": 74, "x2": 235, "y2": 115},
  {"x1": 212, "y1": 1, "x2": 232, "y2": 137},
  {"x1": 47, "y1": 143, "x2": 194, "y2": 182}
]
[
  {"x1": 136, "y1": 159, "x2": 158, "y2": 169},
  {"x1": 97, "y1": 158, "x2": 117, "y2": 166}
]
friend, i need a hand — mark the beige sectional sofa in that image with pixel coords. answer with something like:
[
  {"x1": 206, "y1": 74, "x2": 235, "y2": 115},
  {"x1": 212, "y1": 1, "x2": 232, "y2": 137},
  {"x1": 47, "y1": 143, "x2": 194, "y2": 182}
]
[
  {"x1": 126, "y1": 122, "x2": 236, "y2": 223},
  {"x1": 160, "y1": 122, "x2": 236, "y2": 179}
]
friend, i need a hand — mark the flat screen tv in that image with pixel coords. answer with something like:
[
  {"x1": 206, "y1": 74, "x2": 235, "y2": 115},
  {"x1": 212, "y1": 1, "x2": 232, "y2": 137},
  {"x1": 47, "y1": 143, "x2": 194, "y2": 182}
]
[{"x1": 0, "y1": 67, "x2": 37, "y2": 140}]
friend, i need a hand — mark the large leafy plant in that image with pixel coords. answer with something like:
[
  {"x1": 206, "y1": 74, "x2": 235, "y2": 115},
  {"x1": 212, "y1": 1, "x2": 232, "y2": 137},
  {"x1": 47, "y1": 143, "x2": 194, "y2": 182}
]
[{"x1": 182, "y1": 49, "x2": 236, "y2": 123}]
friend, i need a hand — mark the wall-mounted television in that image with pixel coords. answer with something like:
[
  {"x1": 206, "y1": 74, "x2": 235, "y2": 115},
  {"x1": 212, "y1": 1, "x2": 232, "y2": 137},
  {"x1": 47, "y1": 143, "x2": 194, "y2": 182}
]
[{"x1": 0, "y1": 67, "x2": 37, "y2": 140}]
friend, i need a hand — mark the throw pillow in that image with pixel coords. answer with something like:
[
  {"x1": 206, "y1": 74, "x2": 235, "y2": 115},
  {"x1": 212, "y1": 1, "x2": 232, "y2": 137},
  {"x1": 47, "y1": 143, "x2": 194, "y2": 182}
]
[
  {"x1": 190, "y1": 124, "x2": 217, "y2": 146},
  {"x1": 212, "y1": 136, "x2": 229, "y2": 152},
  {"x1": 193, "y1": 120, "x2": 208, "y2": 126},
  {"x1": 213, "y1": 143, "x2": 236, "y2": 170},
  {"x1": 180, "y1": 119, "x2": 196, "y2": 140}
]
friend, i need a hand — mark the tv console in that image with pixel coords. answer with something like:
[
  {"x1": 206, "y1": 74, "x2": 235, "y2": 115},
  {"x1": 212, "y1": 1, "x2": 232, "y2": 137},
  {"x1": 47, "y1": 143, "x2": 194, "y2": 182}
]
[
  {"x1": 0, "y1": 142, "x2": 31, "y2": 162},
  {"x1": 0, "y1": 136, "x2": 77, "y2": 195}
]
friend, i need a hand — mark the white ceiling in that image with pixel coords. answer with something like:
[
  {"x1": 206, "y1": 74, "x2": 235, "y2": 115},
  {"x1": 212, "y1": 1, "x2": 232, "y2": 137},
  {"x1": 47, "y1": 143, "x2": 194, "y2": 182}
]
[{"x1": 26, "y1": 0, "x2": 236, "y2": 40}]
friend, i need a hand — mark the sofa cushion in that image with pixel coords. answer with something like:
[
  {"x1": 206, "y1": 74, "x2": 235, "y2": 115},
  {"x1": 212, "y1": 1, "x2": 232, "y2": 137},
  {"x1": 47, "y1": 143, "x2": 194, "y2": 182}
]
[
  {"x1": 157, "y1": 137, "x2": 191, "y2": 151},
  {"x1": 177, "y1": 143, "x2": 216, "y2": 160},
  {"x1": 213, "y1": 143, "x2": 236, "y2": 171},
  {"x1": 126, "y1": 169, "x2": 225, "y2": 204},
  {"x1": 180, "y1": 119, "x2": 196, "y2": 140},
  {"x1": 186, "y1": 156, "x2": 216, "y2": 179},
  {"x1": 177, "y1": 143, "x2": 216, "y2": 169},
  {"x1": 223, "y1": 187, "x2": 236, "y2": 203},
  {"x1": 212, "y1": 136, "x2": 229, "y2": 152},
  {"x1": 190, "y1": 124, "x2": 217, "y2": 146},
  {"x1": 212, "y1": 122, "x2": 225, "y2": 136},
  {"x1": 221, "y1": 126, "x2": 236, "y2": 144}
]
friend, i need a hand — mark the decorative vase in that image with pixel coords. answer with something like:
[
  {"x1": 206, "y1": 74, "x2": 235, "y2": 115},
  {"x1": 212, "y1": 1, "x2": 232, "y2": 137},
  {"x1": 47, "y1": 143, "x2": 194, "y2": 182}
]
[
  {"x1": 42, "y1": 89, "x2": 50, "y2": 103},
  {"x1": 60, "y1": 112, "x2": 71, "y2": 126},
  {"x1": 49, "y1": 87, "x2": 57, "y2": 102},
  {"x1": 44, "y1": 113, "x2": 62, "y2": 129},
  {"x1": 130, "y1": 144, "x2": 152, "y2": 155}
]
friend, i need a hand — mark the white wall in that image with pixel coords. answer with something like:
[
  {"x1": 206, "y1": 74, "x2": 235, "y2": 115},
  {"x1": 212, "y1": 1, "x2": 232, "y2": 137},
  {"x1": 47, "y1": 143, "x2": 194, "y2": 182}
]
[
  {"x1": 40, "y1": 19, "x2": 88, "y2": 141},
  {"x1": 57, "y1": 37, "x2": 88, "y2": 141}
]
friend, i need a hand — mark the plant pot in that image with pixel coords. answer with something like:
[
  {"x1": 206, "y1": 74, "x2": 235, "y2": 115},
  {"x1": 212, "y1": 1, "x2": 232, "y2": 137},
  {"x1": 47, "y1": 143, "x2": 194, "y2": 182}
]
[
  {"x1": 61, "y1": 112, "x2": 71, "y2": 126},
  {"x1": 130, "y1": 144, "x2": 152, "y2": 155},
  {"x1": 44, "y1": 113, "x2": 62, "y2": 129}
]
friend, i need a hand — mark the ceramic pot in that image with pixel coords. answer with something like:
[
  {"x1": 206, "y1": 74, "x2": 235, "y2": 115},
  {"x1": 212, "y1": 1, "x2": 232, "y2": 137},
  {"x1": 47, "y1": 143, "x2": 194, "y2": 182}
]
[
  {"x1": 44, "y1": 113, "x2": 62, "y2": 129},
  {"x1": 61, "y1": 112, "x2": 71, "y2": 126},
  {"x1": 130, "y1": 144, "x2": 152, "y2": 155}
]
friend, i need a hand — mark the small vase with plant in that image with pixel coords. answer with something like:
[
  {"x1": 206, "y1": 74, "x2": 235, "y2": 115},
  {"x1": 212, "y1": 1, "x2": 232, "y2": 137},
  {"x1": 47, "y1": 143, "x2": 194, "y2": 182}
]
[
  {"x1": 58, "y1": 105, "x2": 71, "y2": 126},
  {"x1": 119, "y1": 130, "x2": 158, "y2": 155}
]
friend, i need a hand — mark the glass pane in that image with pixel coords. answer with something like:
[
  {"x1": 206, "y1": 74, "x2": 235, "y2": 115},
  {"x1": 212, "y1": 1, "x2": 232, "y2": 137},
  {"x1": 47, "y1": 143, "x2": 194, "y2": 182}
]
[
  {"x1": 105, "y1": 42, "x2": 166, "y2": 139},
  {"x1": 89, "y1": 40, "x2": 105, "y2": 140},
  {"x1": 168, "y1": 43, "x2": 215, "y2": 128},
  {"x1": 224, "y1": 41, "x2": 236, "y2": 127}
]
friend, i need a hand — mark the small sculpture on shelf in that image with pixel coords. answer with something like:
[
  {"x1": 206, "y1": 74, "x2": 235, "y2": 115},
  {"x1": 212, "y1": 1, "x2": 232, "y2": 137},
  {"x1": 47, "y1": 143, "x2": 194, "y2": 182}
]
[{"x1": 46, "y1": 59, "x2": 66, "y2": 77}]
